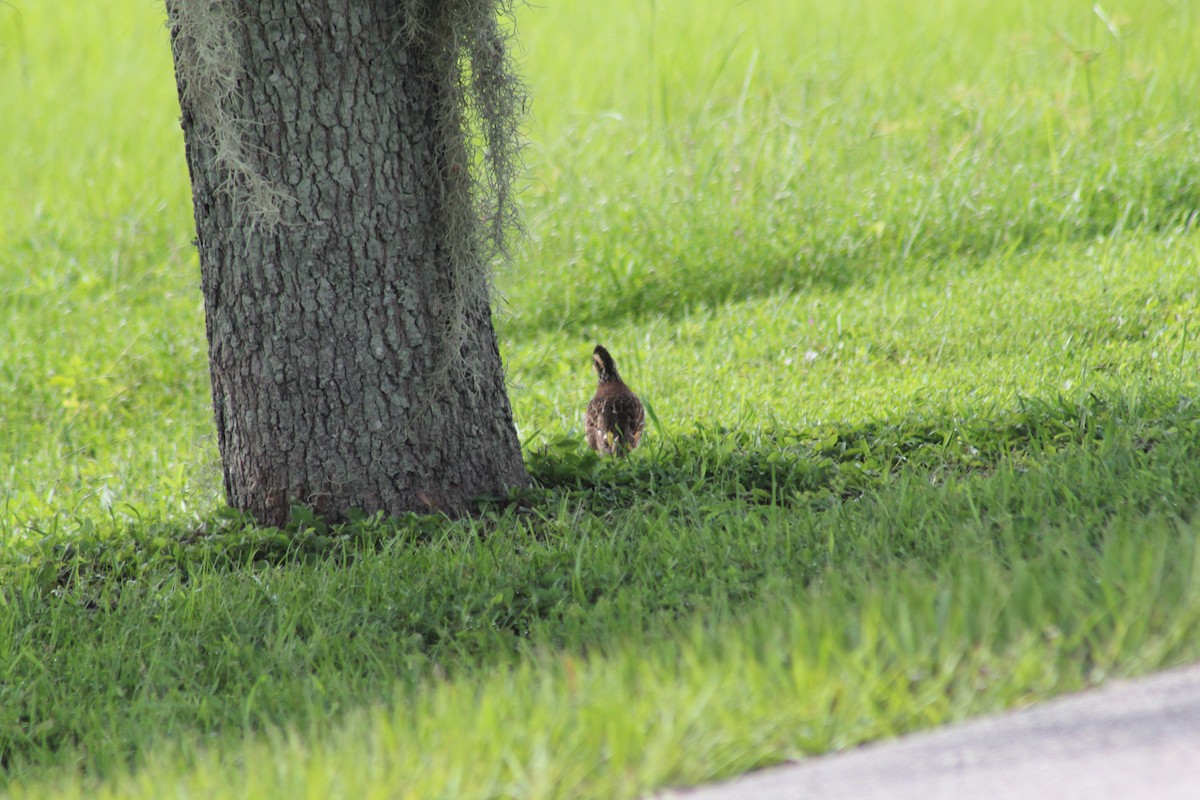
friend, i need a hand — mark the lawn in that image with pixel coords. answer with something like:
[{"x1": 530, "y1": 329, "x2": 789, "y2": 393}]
[{"x1": 2, "y1": 0, "x2": 1199, "y2": 797}]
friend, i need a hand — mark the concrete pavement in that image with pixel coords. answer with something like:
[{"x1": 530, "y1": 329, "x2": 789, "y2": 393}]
[{"x1": 663, "y1": 661, "x2": 1200, "y2": 800}]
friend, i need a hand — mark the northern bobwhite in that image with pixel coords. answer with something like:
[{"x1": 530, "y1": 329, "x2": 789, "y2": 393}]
[{"x1": 585, "y1": 344, "x2": 645, "y2": 456}]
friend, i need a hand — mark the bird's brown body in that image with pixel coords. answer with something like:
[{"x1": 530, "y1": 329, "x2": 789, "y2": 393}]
[{"x1": 585, "y1": 345, "x2": 645, "y2": 456}]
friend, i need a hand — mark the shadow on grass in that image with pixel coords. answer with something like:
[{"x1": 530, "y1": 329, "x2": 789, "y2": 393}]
[
  {"x1": 3, "y1": 386, "x2": 1199, "y2": 779},
  {"x1": 523, "y1": 387, "x2": 1200, "y2": 512},
  {"x1": 502, "y1": 162, "x2": 1200, "y2": 337}
]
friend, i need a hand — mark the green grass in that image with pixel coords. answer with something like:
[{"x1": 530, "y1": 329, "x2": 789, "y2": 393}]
[{"x1": 2, "y1": 0, "x2": 1200, "y2": 796}]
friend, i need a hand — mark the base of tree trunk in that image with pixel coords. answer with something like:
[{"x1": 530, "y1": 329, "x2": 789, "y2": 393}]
[{"x1": 166, "y1": 0, "x2": 530, "y2": 526}]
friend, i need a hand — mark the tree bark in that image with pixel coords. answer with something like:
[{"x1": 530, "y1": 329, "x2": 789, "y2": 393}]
[{"x1": 165, "y1": 0, "x2": 529, "y2": 526}]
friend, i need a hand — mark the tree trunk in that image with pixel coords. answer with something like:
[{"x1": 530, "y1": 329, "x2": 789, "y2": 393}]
[{"x1": 164, "y1": 0, "x2": 529, "y2": 526}]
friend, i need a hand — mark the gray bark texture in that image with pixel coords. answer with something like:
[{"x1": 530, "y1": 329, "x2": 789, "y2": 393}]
[{"x1": 165, "y1": 0, "x2": 530, "y2": 526}]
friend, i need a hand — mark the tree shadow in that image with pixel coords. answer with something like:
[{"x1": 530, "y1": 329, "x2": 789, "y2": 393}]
[
  {"x1": 501, "y1": 164, "x2": 1200, "y2": 338},
  {"x1": 3, "y1": 386, "x2": 1197, "y2": 779}
]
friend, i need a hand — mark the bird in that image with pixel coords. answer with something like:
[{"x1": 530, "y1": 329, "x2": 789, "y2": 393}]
[{"x1": 585, "y1": 344, "x2": 645, "y2": 456}]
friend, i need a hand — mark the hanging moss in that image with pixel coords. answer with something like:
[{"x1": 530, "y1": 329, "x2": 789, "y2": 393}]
[
  {"x1": 395, "y1": 0, "x2": 527, "y2": 392},
  {"x1": 168, "y1": 0, "x2": 288, "y2": 229}
]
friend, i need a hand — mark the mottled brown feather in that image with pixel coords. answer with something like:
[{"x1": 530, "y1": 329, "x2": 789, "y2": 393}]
[{"x1": 585, "y1": 345, "x2": 645, "y2": 456}]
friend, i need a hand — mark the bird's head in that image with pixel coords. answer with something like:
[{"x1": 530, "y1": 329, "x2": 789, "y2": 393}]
[{"x1": 592, "y1": 344, "x2": 620, "y2": 382}]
